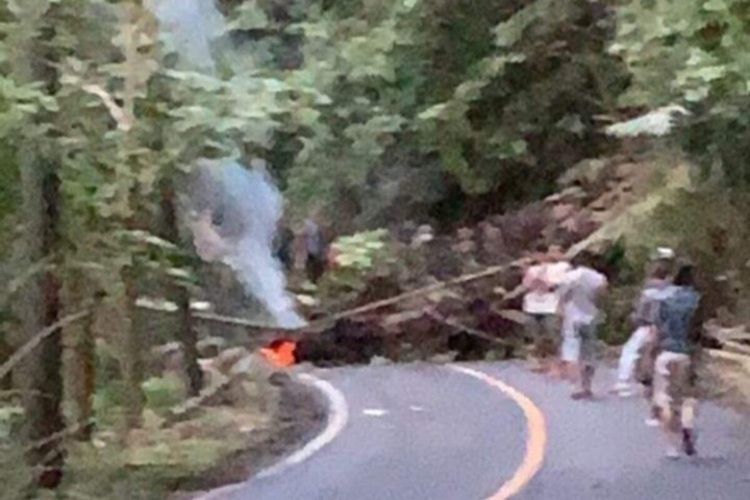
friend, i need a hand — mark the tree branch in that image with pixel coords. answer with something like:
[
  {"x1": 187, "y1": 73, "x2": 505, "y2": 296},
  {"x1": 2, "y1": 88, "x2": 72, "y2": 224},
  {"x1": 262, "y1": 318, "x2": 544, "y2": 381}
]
[
  {"x1": 0, "y1": 310, "x2": 92, "y2": 380},
  {"x1": 81, "y1": 84, "x2": 133, "y2": 131}
]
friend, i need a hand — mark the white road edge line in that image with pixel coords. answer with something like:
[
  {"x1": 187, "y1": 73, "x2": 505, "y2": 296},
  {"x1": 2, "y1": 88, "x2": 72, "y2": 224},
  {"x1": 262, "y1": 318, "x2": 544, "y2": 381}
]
[
  {"x1": 258, "y1": 373, "x2": 349, "y2": 478},
  {"x1": 193, "y1": 372, "x2": 349, "y2": 500}
]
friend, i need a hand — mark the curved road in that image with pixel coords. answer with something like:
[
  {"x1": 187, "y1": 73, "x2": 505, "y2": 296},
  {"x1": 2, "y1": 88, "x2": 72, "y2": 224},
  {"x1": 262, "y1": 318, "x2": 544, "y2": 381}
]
[{"x1": 213, "y1": 362, "x2": 750, "y2": 500}]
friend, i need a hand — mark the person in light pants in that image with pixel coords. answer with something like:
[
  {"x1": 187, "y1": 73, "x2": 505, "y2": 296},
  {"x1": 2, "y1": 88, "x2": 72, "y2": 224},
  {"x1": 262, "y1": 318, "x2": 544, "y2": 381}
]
[{"x1": 614, "y1": 259, "x2": 672, "y2": 397}]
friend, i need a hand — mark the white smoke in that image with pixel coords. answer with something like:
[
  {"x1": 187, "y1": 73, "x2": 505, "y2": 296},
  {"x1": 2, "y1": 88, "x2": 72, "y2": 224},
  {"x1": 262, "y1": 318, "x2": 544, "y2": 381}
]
[
  {"x1": 148, "y1": 1, "x2": 306, "y2": 328},
  {"x1": 191, "y1": 160, "x2": 306, "y2": 329},
  {"x1": 216, "y1": 161, "x2": 305, "y2": 329},
  {"x1": 146, "y1": 0, "x2": 226, "y2": 70}
]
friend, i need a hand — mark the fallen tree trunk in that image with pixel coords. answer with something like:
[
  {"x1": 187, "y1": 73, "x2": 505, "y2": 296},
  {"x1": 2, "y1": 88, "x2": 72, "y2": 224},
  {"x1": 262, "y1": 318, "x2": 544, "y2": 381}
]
[
  {"x1": 186, "y1": 259, "x2": 529, "y2": 336},
  {"x1": 424, "y1": 310, "x2": 512, "y2": 347},
  {"x1": 705, "y1": 348, "x2": 750, "y2": 370},
  {"x1": 721, "y1": 341, "x2": 750, "y2": 357}
]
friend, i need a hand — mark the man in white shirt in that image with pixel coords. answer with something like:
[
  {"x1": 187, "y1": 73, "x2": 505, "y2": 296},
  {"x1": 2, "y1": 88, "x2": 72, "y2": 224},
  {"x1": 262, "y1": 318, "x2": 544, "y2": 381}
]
[
  {"x1": 558, "y1": 251, "x2": 608, "y2": 400},
  {"x1": 522, "y1": 246, "x2": 571, "y2": 373}
]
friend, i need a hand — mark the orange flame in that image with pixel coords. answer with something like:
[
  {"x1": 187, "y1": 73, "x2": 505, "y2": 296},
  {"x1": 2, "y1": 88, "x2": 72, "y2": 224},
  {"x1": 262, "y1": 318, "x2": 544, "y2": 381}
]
[{"x1": 260, "y1": 339, "x2": 297, "y2": 367}]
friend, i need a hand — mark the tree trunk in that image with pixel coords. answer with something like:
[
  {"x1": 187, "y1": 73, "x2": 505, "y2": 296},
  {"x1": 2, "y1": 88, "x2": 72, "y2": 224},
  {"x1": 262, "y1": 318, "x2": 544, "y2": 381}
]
[
  {"x1": 121, "y1": 266, "x2": 144, "y2": 429},
  {"x1": 160, "y1": 183, "x2": 203, "y2": 396},
  {"x1": 8, "y1": 9, "x2": 65, "y2": 487},
  {"x1": 14, "y1": 145, "x2": 64, "y2": 489},
  {"x1": 176, "y1": 289, "x2": 203, "y2": 396},
  {"x1": 62, "y1": 273, "x2": 97, "y2": 441}
]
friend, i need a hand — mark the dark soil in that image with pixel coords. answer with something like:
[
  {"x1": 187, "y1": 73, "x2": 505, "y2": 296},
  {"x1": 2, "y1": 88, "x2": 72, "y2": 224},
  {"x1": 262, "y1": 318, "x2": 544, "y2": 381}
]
[
  {"x1": 294, "y1": 308, "x2": 520, "y2": 367},
  {"x1": 171, "y1": 373, "x2": 327, "y2": 497}
]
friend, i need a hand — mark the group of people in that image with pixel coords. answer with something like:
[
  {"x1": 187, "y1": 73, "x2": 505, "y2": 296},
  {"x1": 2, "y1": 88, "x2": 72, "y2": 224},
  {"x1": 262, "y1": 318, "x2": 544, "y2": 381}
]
[{"x1": 522, "y1": 246, "x2": 702, "y2": 458}]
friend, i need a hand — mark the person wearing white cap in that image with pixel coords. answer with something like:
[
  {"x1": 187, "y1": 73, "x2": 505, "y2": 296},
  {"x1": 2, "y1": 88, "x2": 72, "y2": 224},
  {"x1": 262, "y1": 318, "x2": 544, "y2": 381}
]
[{"x1": 612, "y1": 248, "x2": 675, "y2": 397}]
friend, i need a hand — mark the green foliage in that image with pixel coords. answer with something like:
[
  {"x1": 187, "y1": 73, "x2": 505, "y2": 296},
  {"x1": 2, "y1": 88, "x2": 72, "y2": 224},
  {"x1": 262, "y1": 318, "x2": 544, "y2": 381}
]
[
  {"x1": 277, "y1": 0, "x2": 627, "y2": 226},
  {"x1": 0, "y1": 441, "x2": 32, "y2": 500},
  {"x1": 142, "y1": 374, "x2": 186, "y2": 412},
  {"x1": 0, "y1": 405, "x2": 23, "y2": 440},
  {"x1": 600, "y1": 283, "x2": 640, "y2": 345},
  {"x1": 317, "y1": 228, "x2": 405, "y2": 304},
  {"x1": 331, "y1": 229, "x2": 388, "y2": 271},
  {"x1": 611, "y1": 0, "x2": 750, "y2": 184},
  {"x1": 626, "y1": 188, "x2": 750, "y2": 318}
]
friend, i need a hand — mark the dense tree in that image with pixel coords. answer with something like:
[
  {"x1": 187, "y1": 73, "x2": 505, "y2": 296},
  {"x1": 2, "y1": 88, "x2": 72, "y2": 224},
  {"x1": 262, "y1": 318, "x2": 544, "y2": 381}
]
[
  {"x1": 2, "y1": 0, "x2": 65, "y2": 487},
  {"x1": 611, "y1": 0, "x2": 750, "y2": 185},
  {"x1": 270, "y1": 0, "x2": 627, "y2": 228},
  {"x1": 2, "y1": 0, "x2": 745, "y2": 495}
]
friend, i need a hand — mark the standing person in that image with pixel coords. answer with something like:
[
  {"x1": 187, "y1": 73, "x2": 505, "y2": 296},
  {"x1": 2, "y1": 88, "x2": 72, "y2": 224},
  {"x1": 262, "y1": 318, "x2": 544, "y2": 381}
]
[
  {"x1": 301, "y1": 218, "x2": 326, "y2": 283},
  {"x1": 558, "y1": 251, "x2": 608, "y2": 400},
  {"x1": 274, "y1": 220, "x2": 295, "y2": 272},
  {"x1": 613, "y1": 253, "x2": 674, "y2": 397},
  {"x1": 652, "y1": 263, "x2": 701, "y2": 458},
  {"x1": 522, "y1": 245, "x2": 571, "y2": 373}
]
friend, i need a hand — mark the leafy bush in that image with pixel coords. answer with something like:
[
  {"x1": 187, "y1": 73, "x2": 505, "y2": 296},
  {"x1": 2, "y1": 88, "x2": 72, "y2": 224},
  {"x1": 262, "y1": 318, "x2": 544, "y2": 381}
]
[
  {"x1": 612, "y1": 0, "x2": 750, "y2": 186},
  {"x1": 0, "y1": 405, "x2": 23, "y2": 440},
  {"x1": 600, "y1": 284, "x2": 639, "y2": 346},
  {"x1": 330, "y1": 229, "x2": 389, "y2": 271},
  {"x1": 277, "y1": 0, "x2": 627, "y2": 227},
  {"x1": 142, "y1": 375, "x2": 186, "y2": 413}
]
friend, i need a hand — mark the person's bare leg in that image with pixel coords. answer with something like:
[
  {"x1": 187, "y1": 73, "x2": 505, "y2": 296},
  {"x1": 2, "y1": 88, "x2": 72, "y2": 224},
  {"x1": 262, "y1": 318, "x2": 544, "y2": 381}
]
[
  {"x1": 661, "y1": 407, "x2": 682, "y2": 458},
  {"x1": 572, "y1": 364, "x2": 594, "y2": 400},
  {"x1": 567, "y1": 361, "x2": 580, "y2": 382},
  {"x1": 645, "y1": 404, "x2": 661, "y2": 427},
  {"x1": 528, "y1": 318, "x2": 547, "y2": 372},
  {"x1": 549, "y1": 359, "x2": 564, "y2": 379},
  {"x1": 682, "y1": 428, "x2": 696, "y2": 456},
  {"x1": 681, "y1": 397, "x2": 698, "y2": 455},
  {"x1": 558, "y1": 361, "x2": 575, "y2": 382}
]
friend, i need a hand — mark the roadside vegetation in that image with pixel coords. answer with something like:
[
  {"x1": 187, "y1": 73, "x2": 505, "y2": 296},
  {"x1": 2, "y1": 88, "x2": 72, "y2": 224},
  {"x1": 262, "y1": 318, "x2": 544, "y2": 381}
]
[{"x1": 2, "y1": 0, "x2": 750, "y2": 498}]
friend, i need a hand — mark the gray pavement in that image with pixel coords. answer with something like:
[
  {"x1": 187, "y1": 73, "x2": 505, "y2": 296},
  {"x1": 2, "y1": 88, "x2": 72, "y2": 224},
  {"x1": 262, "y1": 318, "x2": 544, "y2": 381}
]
[{"x1": 223, "y1": 362, "x2": 750, "y2": 500}]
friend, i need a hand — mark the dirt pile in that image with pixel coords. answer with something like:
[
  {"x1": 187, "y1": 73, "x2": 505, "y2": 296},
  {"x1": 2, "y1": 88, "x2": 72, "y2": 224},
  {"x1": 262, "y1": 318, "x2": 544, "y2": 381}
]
[{"x1": 288, "y1": 155, "x2": 656, "y2": 367}]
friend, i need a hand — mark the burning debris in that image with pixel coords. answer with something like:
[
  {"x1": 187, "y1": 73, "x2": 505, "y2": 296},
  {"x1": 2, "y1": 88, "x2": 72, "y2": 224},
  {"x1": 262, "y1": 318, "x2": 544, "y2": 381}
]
[{"x1": 260, "y1": 339, "x2": 297, "y2": 368}]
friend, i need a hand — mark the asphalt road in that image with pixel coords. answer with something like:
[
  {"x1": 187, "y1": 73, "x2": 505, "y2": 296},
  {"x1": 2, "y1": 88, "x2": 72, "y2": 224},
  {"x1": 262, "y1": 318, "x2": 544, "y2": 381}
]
[{"x1": 219, "y1": 362, "x2": 750, "y2": 500}]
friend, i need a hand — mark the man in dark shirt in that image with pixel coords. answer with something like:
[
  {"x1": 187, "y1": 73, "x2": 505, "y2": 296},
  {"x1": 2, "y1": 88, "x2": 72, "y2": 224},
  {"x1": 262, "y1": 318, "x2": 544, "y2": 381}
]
[{"x1": 652, "y1": 263, "x2": 701, "y2": 459}]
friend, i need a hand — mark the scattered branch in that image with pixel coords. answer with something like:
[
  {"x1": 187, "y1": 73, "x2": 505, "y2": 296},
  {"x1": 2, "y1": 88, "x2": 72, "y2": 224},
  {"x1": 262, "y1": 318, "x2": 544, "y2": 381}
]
[
  {"x1": 0, "y1": 310, "x2": 92, "y2": 380},
  {"x1": 81, "y1": 84, "x2": 133, "y2": 131},
  {"x1": 424, "y1": 310, "x2": 511, "y2": 347},
  {"x1": 191, "y1": 311, "x2": 277, "y2": 330},
  {"x1": 0, "y1": 389, "x2": 57, "y2": 401},
  {"x1": 180, "y1": 260, "x2": 530, "y2": 335},
  {"x1": 304, "y1": 262, "x2": 521, "y2": 330},
  {"x1": 706, "y1": 348, "x2": 750, "y2": 370},
  {"x1": 25, "y1": 422, "x2": 85, "y2": 453},
  {"x1": 723, "y1": 341, "x2": 750, "y2": 357}
]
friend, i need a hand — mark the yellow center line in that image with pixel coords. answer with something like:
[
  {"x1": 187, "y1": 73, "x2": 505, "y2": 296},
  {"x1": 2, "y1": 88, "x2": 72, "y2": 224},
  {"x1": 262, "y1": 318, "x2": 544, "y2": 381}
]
[{"x1": 451, "y1": 366, "x2": 547, "y2": 500}]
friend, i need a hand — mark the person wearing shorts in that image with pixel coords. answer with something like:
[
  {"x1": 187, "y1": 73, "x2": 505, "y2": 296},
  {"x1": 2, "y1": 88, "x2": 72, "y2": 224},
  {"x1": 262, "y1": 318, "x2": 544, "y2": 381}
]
[
  {"x1": 653, "y1": 351, "x2": 697, "y2": 456},
  {"x1": 522, "y1": 246, "x2": 570, "y2": 373},
  {"x1": 652, "y1": 263, "x2": 701, "y2": 458},
  {"x1": 558, "y1": 252, "x2": 608, "y2": 399}
]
